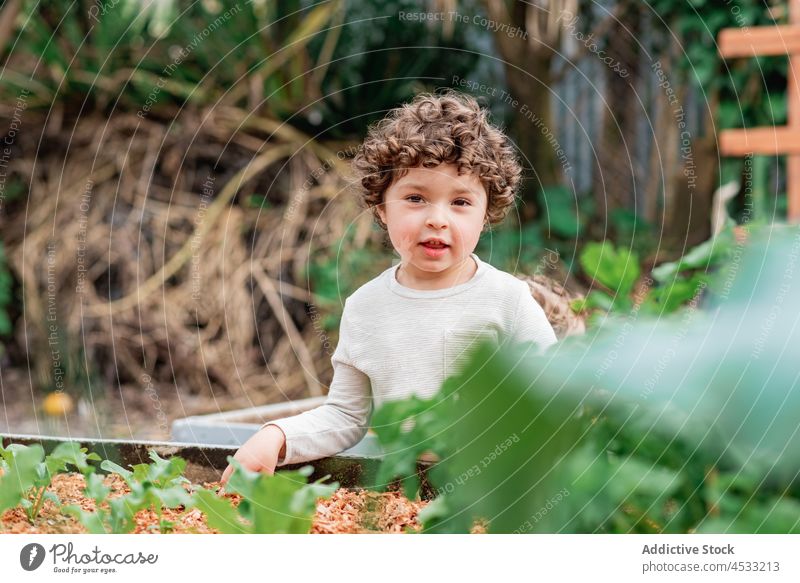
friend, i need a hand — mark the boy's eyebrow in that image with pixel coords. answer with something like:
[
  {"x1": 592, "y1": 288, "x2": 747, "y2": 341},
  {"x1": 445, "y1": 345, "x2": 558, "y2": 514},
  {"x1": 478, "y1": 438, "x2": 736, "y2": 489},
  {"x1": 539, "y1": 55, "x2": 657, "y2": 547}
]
[{"x1": 397, "y1": 182, "x2": 477, "y2": 196}]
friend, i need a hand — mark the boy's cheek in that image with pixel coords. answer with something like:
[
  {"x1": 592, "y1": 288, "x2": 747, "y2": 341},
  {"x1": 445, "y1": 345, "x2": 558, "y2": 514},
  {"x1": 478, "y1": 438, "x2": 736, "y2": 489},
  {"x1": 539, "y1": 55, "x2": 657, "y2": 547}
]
[{"x1": 400, "y1": 231, "x2": 417, "y2": 247}]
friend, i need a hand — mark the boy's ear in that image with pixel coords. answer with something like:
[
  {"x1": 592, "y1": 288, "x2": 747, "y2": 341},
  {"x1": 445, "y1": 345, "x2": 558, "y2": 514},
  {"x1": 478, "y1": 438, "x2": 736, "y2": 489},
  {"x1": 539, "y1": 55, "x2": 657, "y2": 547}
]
[{"x1": 376, "y1": 201, "x2": 387, "y2": 226}]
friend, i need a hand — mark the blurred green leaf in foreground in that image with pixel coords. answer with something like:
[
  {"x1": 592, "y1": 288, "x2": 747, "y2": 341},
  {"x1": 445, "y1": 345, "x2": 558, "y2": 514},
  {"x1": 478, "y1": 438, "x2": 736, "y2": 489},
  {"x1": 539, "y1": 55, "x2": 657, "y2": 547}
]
[{"x1": 374, "y1": 225, "x2": 800, "y2": 533}]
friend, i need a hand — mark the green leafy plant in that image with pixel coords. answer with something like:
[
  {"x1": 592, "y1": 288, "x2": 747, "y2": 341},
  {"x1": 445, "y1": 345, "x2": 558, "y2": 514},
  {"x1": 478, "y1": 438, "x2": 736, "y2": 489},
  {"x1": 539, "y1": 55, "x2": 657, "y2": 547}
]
[
  {"x1": 696, "y1": 468, "x2": 800, "y2": 534},
  {"x1": 636, "y1": 226, "x2": 743, "y2": 315},
  {"x1": 64, "y1": 472, "x2": 136, "y2": 534},
  {"x1": 193, "y1": 460, "x2": 337, "y2": 534},
  {"x1": 372, "y1": 225, "x2": 800, "y2": 533},
  {"x1": 2, "y1": 444, "x2": 338, "y2": 534},
  {"x1": 572, "y1": 240, "x2": 641, "y2": 315},
  {"x1": 370, "y1": 339, "x2": 586, "y2": 534},
  {"x1": 369, "y1": 391, "x2": 453, "y2": 499},
  {"x1": 101, "y1": 451, "x2": 192, "y2": 511},
  {"x1": 0, "y1": 443, "x2": 44, "y2": 519},
  {"x1": 0, "y1": 442, "x2": 101, "y2": 522},
  {"x1": 572, "y1": 227, "x2": 746, "y2": 321},
  {"x1": 66, "y1": 450, "x2": 192, "y2": 534}
]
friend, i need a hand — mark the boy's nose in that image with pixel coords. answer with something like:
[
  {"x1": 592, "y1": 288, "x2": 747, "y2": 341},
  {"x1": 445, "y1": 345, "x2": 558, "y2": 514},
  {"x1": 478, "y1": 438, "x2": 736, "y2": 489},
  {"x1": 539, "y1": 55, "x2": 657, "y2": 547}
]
[{"x1": 425, "y1": 204, "x2": 449, "y2": 229}]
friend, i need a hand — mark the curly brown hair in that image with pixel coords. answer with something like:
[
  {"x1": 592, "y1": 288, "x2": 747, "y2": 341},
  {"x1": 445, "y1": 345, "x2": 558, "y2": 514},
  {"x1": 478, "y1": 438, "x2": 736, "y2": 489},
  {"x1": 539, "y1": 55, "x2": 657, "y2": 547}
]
[{"x1": 351, "y1": 89, "x2": 522, "y2": 230}]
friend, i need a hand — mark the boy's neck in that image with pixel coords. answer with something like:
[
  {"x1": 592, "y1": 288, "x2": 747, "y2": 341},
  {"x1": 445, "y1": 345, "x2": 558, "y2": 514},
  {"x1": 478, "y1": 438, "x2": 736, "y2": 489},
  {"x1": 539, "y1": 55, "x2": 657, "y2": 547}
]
[{"x1": 395, "y1": 255, "x2": 478, "y2": 291}]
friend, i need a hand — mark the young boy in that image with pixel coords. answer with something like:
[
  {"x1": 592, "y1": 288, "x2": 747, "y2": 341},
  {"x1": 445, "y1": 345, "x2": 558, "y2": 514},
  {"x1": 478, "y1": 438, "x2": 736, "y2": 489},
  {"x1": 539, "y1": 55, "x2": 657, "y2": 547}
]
[{"x1": 221, "y1": 90, "x2": 557, "y2": 483}]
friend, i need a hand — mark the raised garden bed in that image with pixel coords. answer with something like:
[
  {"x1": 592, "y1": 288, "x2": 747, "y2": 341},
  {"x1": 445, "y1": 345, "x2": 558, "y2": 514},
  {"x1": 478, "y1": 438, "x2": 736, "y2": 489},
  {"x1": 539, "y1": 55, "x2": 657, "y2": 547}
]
[
  {"x1": 0, "y1": 472, "x2": 428, "y2": 534},
  {"x1": 0, "y1": 433, "x2": 442, "y2": 535}
]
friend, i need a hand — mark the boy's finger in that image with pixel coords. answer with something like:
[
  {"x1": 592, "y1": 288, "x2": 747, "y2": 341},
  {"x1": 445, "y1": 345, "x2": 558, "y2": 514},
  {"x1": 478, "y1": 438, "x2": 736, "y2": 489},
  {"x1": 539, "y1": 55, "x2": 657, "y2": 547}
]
[{"x1": 220, "y1": 464, "x2": 232, "y2": 486}]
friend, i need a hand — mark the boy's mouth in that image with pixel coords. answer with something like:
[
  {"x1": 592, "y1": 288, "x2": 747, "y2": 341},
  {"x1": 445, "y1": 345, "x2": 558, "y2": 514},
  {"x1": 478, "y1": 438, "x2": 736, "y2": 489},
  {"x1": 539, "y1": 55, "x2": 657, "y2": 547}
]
[
  {"x1": 420, "y1": 238, "x2": 449, "y2": 249},
  {"x1": 420, "y1": 239, "x2": 449, "y2": 257}
]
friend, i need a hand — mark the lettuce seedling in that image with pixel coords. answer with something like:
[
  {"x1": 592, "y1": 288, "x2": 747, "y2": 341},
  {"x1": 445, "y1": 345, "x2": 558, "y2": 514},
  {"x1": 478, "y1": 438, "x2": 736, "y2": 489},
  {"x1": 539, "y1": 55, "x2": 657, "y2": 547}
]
[
  {"x1": 193, "y1": 460, "x2": 337, "y2": 534},
  {"x1": 101, "y1": 450, "x2": 193, "y2": 509},
  {"x1": 0, "y1": 443, "x2": 43, "y2": 518},
  {"x1": 64, "y1": 472, "x2": 137, "y2": 534},
  {"x1": 66, "y1": 450, "x2": 192, "y2": 533},
  {"x1": 0, "y1": 442, "x2": 101, "y2": 522}
]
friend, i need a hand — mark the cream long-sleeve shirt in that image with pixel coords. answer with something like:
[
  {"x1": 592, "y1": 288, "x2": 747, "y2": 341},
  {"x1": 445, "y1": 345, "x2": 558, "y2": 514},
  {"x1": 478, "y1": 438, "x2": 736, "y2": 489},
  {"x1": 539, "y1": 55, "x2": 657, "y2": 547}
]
[{"x1": 266, "y1": 253, "x2": 558, "y2": 466}]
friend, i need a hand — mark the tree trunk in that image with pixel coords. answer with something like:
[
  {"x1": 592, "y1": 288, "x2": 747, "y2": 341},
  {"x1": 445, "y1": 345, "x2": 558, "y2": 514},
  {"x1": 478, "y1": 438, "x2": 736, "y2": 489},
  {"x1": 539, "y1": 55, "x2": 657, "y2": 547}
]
[
  {"x1": 480, "y1": 0, "x2": 572, "y2": 220},
  {"x1": 665, "y1": 135, "x2": 716, "y2": 249},
  {"x1": 595, "y1": 0, "x2": 642, "y2": 220},
  {"x1": 503, "y1": 54, "x2": 561, "y2": 220}
]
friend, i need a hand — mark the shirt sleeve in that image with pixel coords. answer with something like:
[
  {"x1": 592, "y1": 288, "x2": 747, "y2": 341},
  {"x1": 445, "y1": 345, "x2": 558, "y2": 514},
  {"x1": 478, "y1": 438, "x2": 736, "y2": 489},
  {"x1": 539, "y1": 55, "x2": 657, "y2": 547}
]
[
  {"x1": 510, "y1": 281, "x2": 558, "y2": 353},
  {"x1": 261, "y1": 300, "x2": 372, "y2": 466}
]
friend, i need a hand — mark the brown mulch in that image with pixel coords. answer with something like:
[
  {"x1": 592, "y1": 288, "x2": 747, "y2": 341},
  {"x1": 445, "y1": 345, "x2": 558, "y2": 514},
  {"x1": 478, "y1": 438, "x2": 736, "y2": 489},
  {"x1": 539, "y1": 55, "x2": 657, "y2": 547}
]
[
  {"x1": 0, "y1": 472, "x2": 446, "y2": 534},
  {"x1": 311, "y1": 488, "x2": 428, "y2": 534}
]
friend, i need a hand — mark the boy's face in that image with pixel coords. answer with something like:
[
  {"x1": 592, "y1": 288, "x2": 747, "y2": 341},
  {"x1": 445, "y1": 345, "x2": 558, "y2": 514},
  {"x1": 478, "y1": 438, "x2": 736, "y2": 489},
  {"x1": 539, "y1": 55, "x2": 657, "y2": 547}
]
[{"x1": 377, "y1": 163, "x2": 488, "y2": 286}]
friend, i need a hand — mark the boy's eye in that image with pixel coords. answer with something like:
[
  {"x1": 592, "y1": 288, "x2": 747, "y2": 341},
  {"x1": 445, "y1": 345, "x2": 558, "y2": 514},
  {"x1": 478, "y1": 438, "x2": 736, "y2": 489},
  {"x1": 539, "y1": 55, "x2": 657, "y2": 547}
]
[{"x1": 405, "y1": 195, "x2": 471, "y2": 206}]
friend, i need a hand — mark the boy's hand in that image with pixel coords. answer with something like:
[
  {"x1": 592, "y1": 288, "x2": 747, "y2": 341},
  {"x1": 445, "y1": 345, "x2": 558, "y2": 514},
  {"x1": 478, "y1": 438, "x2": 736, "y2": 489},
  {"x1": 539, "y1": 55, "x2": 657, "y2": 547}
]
[{"x1": 219, "y1": 424, "x2": 286, "y2": 490}]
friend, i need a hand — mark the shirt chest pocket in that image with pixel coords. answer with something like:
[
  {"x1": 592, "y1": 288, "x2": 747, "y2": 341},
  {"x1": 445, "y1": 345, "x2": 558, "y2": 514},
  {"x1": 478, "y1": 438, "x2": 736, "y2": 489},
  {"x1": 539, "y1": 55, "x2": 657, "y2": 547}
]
[{"x1": 443, "y1": 327, "x2": 499, "y2": 377}]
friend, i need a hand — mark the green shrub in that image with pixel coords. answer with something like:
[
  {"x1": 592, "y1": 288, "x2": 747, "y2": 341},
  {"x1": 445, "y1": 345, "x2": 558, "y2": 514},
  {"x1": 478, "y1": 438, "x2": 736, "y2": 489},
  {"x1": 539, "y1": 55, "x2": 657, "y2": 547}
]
[{"x1": 372, "y1": 225, "x2": 800, "y2": 533}]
